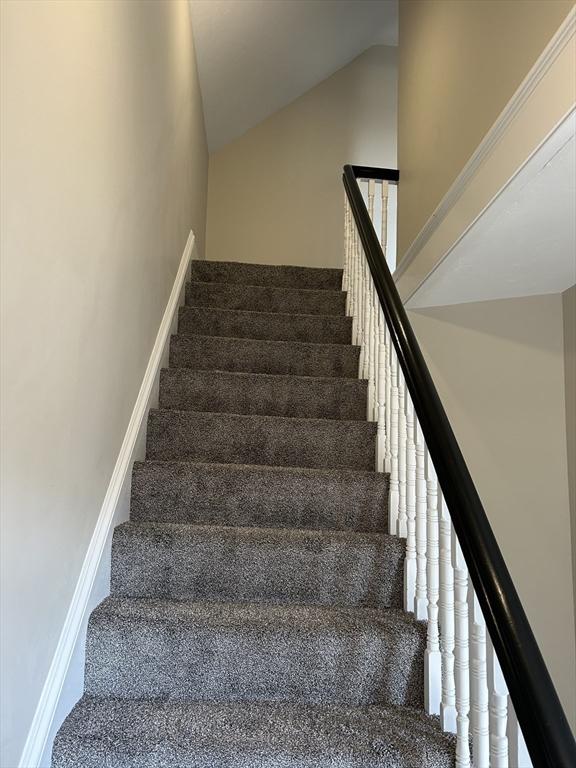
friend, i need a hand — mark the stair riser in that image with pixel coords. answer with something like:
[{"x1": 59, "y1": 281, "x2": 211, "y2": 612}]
[
  {"x1": 85, "y1": 606, "x2": 425, "y2": 707},
  {"x1": 191, "y1": 261, "x2": 342, "y2": 290},
  {"x1": 170, "y1": 334, "x2": 360, "y2": 378},
  {"x1": 159, "y1": 369, "x2": 367, "y2": 420},
  {"x1": 130, "y1": 462, "x2": 389, "y2": 532},
  {"x1": 178, "y1": 306, "x2": 352, "y2": 344},
  {"x1": 111, "y1": 524, "x2": 403, "y2": 608},
  {"x1": 146, "y1": 410, "x2": 376, "y2": 471},
  {"x1": 186, "y1": 282, "x2": 346, "y2": 316}
]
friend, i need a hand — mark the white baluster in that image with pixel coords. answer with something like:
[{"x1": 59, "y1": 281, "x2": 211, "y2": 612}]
[
  {"x1": 487, "y1": 635, "x2": 509, "y2": 768},
  {"x1": 439, "y1": 491, "x2": 457, "y2": 733},
  {"x1": 424, "y1": 449, "x2": 441, "y2": 714},
  {"x1": 343, "y1": 194, "x2": 350, "y2": 295},
  {"x1": 376, "y1": 316, "x2": 386, "y2": 472},
  {"x1": 397, "y1": 371, "x2": 407, "y2": 538},
  {"x1": 507, "y1": 700, "x2": 532, "y2": 768},
  {"x1": 452, "y1": 530, "x2": 471, "y2": 768},
  {"x1": 404, "y1": 394, "x2": 417, "y2": 611},
  {"x1": 368, "y1": 179, "x2": 375, "y2": 224},
  {"x1": 362, "y1": 264, "x2": 371, "y2": 380},
  {"x1": 350, "y1": 226, "x2": 358, "y2": 342},
  {"x1": 367, "y1": 280, "x2": 376, "y2": 419},
  {"x1": 388, "y1": 349, "x2": 400, "y2": 536},
  {"x1": 384, "y1": 320, "x2": 392, "y2": 474},
  {"x1": 381, "y1": 180, "x2": 389, "y2": 258},
  {"x1": 469, "y1": 584, "x2": 489, "y2": 768},
  {"x1": 414, "y1": 419, "x2": 427, "y2": 620}
]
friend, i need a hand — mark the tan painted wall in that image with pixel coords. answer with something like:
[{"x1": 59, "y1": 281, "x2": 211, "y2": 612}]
[
  {"x1": 409, "y1": 294, "x2": 576, "y2": 730},
  {"x1": 398, "y1": 0, "x2": 575, "y2": 257},
  {"x1": 206, "y1": 46, "x2": 397, "y2": 269},
  {"x1": 0, "y1": 2, "x2": 207, "y2": 765},
  {"x1": 563, "y1": 284, "x2": 576, "y2": 647}
]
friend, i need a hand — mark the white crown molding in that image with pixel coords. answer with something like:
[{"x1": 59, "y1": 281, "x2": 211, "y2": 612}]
[
  {"x1": 394, "y1": 6, "x2": 576, "y2": 282},
  {"x1": 18, "y1": 230, "x2": 196, "y2": 768}
]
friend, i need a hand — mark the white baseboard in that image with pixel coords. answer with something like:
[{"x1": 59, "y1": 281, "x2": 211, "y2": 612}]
[{"x1": 18, "y1": 230, "x2": 196, "y2": 768}]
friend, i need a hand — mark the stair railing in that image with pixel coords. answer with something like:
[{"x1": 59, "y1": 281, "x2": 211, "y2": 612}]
[{"x1": 342, "y1": 164, "x2": 576, "y2": 768}]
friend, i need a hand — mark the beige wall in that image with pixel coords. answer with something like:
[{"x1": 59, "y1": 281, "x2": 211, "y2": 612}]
[
  {"x1": 563, "y1": 284, "x2": 576, "y2": 646},
  {"x1": 409, "y1": 294, "x2": 576, "y2": 730},
  {"x1": 206, "y1": 46, "x2": 397, "y2": 269},
  {"x1": 0, "y1": 2, "x2": 207, "y2": 765},
  {"x1": 398, "y1": 0, "x2": 575, "y2": 258}
]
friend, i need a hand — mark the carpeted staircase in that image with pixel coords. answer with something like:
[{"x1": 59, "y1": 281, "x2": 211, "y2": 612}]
[{"x1": 52, "y1": 261, "x2": 455, "y2": 767}]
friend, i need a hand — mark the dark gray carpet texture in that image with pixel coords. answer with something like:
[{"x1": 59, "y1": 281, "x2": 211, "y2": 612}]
[{"x1": 52, "y1": 260, "x2": 455, "y2": 767}]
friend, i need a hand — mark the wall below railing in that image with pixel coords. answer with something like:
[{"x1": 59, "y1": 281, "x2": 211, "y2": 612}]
[{"x1": 409, "y1": 295, "x2": 576, "y2": 731}]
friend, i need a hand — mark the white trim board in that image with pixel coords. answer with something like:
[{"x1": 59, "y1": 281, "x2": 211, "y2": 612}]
[
  {"x1": 394, "y1": 6, "x2": 576, "y2": 304},
  {"x1": 18, "y1": 230, "x2": 196, "y2": 768}
]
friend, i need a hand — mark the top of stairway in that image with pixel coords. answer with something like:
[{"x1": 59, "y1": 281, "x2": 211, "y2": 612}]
[{"x1": 191, "y1": 260, "x2": 343, "y2": 290}]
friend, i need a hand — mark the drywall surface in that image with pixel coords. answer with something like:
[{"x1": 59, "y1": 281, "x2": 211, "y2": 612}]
[
  {"x1": 398, "y1": 0, "x2": 575, "y2": 257},
  {"x1": 563, "y1": 284, "x2": 576, "y2": 648},
  {"x1": 409, "y1": 294, "x2": 576, "y2": 731},
  {"x1": 206, "y1": 45, "x2": 397, "y2": 269},
  {"x1": 0, "y1": 2, "x2": 207, "y2": 765}
]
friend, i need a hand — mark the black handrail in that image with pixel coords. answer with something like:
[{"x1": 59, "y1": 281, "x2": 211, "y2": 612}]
[{"x1": 343, "y1": 164, "x2": 576, "y2": 768}]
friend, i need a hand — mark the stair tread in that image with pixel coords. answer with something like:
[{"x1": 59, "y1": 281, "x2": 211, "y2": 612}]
[
  {"x1": 53, "y1": 696, "x2": 455, "y2": 768},
  {"x1": 111, "y1": 520, "x2": 403, "y2": 607},
  {"x1": 159, "y1": 367, "x2": 367, "y2": 420},
  {"x1": 178, "y1": 305, "x2": 352, "y2": 344},
  {"x1": 91, "y1": 595, "x2": 419, "y2": 634},
  {"x1": 130, "y1": 459, "x2": 388, "y2": 531},
  {"x1": 190, "y1": 259, "x2": 343, "y2": 290},
  {"x1": 186, "y1": 280, "x2": 347, "y2": 315}
]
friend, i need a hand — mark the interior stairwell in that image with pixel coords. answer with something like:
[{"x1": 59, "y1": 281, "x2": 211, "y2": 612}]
[{"x1": 51, "y1": 259, "x2": 455, "y2": 766}]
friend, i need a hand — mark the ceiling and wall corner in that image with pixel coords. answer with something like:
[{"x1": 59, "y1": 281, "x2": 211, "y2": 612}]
[{"x1": 189, "y1": 0, "x2": 398, "y2": 152}]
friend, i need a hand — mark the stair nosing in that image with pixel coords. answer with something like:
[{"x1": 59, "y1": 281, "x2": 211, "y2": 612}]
[
  {"x1": 181, "y1": 304, "x2": 353, "y2": 323},
  {"x1": 117, "y1": 518, "x2": 395, "y2": 544},
  {"x1": 171, "y1": 332, "x2": 360, "y2": 350},
  {"x1": 133, "y1": 458, "x2": 388, "y2": 479},
  {"x1": 187, "y1": 279, "x2": 347, "y2": 297},
  {"x1": 161, "y1": 366, "x2": 368, "y2": 386},
  {"x1": 149, "y1": 407, "x2": 376, "y2": 429}
]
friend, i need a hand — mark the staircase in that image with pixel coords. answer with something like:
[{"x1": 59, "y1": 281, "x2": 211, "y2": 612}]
[{"x1": 52, "y1": 259, "x2": 455, "y2": 767}]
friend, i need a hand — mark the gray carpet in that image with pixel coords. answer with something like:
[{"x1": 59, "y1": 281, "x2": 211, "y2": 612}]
[{"x1": 52, "y1": 260, "x2": 455, "y2": 767}]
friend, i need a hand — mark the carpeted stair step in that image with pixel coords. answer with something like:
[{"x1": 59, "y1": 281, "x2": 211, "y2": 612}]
[
  {"x1": 52, "y1": 697, "x2": 456, "y2": 768},
  {"x1": 186, "y1": 281, "x2": 346, "y2": 316},
  {"x1": 146, "y1": 410, "x2": 376, "y2": 470},
  {"x1": 159, "y1": 368, "x2": 367, "y2": 420},
  {"x1": 191, "y1": 259, "x2": 343, "y2": 290},
  {"x1": 111, "y1": 521, "x2": 404, "y2": 608},
  {"x1": 170, "y1": 333, "x2": 360, "y2": 378},
  {"x1": 84, "y1": 597, "x2": 425, "y2": 707},
  {"x1": 130, "y1": 461, "x2": 389, "y2": 532},
  {"x1": 178, "y1": 306, "x2": 352, "y2": 344}
]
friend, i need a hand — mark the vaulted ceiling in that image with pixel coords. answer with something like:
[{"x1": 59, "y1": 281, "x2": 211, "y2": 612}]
[{"x1": 189, "y1": 0, "x2": 398, "y2": 152}]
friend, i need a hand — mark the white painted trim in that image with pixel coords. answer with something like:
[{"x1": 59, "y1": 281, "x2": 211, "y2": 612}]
[
  {"x1": 394, "y1": 6, "x2": 576, "y2": 281},
  {"x1": 18, "y1": 230, "x2": 196, "y2": 768}
]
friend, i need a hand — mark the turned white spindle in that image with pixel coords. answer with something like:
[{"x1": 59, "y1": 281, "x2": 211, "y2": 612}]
[
  {"x1": 469, "y1": 585, "x2": 489, "y2": 768},
  {"x1": 487, "y1": 635, "x2": 509, "y2": 768},
  {"x1": 368, "y1": 179, "x2": 376, "y2": 224},
  {"x1": 404, "y1": 395, "x2": 417, "y2": 611},
  {"x1": 424, "y1": 449, "x2": 441, "y2": 714},
  {"x1": 507, "y1": 700, "x2": 532, "y2": 768},
  {"x1": 367, "y1": 281, "x2": 376, "y2": 418},
  {"x1": 350, "y1": 226, "x2": 359, "y2": 344},
  {"x1": 439, "y1": 492, "x2": 457, "y2": 733},
  {"x1": 343, "y1": 195, "x2": 350, "y2": 296},
  {"x1": 397, "y1": 371, "x2": 407, "y2": 538},
  {"x1": 376, "y1": 316, "x2": 386, "y2": 471},
  {"x1": 381, "y1": 180, "x2": 389, "y2": 257},
  {"x1": 452, "y1": 531, "x2": 471, "y2": 768},
  {"x1": 414, "y1": 419, "x2": 428, "y2": 620},
  {"x1": 384, "y1": 321, "x2": 392, "y2": 474},
  {"x1": 388, "y1": 350, "x2": 400, "y2": 536}
]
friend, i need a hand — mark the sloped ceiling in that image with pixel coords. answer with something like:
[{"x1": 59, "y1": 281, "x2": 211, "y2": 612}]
[{"x1": 189, "y1": 0, "x2": 398, "y2": 152}]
